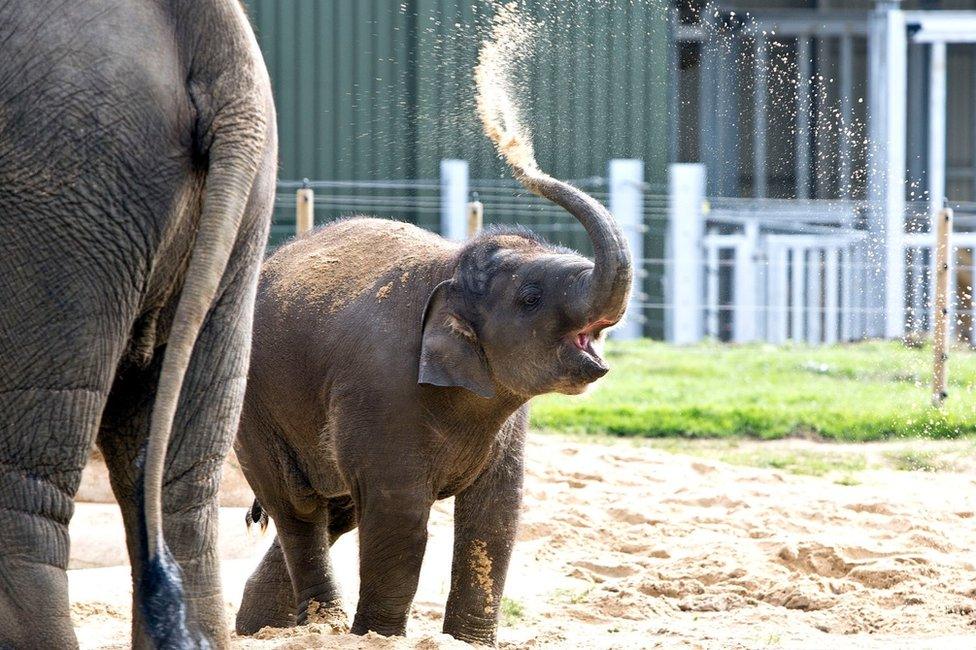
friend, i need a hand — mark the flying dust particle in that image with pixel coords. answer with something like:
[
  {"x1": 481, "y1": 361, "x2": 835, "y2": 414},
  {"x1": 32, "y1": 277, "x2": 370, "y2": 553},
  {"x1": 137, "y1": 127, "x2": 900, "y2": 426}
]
[{"x1": 474, "y1": 1, "x2": 542, "y2": 173}]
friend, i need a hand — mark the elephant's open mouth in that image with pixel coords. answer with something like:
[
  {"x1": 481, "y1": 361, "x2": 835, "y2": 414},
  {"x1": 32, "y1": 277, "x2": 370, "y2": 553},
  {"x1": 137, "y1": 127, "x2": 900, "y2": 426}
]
[
  {"x1": 573, "y1": 332, "x2": 598, "y2": 358},
  {"x1": 568, "y1": 328, "x2": 609, "y2": 378},
  {"x1": 572, "y1": 319, "x2": 614, "y2": 361}
]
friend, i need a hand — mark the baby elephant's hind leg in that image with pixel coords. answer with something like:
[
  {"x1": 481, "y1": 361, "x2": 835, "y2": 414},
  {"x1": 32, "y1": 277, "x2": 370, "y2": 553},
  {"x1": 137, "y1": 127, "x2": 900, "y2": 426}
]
[
  {"x1": 236, "y1": 497, "x2": 357, "y2": 635},
  {"x1": 236, "y1": 536, "x2": 295, "y2": 634}
]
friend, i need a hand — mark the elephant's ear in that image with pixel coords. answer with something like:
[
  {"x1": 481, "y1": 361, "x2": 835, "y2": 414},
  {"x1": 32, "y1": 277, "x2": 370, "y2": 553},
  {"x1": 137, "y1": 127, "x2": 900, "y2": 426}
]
[{"x1": 418, "y1": 280, "x2": 495, "y2": 399}]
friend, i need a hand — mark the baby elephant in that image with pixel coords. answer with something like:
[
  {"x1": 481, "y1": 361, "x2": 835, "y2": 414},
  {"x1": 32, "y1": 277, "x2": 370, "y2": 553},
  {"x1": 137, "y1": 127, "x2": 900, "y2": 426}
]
[{"x1": 234, "y1": 164, "x2": 632, "y2": 645}]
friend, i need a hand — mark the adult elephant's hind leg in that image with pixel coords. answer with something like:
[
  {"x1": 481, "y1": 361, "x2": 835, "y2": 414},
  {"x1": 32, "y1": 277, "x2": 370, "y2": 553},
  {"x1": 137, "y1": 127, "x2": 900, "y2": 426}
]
[
  {"x1": 0, "y1": 385, "x2": 111, "y2": 649},
  {"x1": 0, "y1": 324, "x2": 132, "y2": 648},
  {"x1": 0, "y1": 256, "x2": 135, "y2": 648}
]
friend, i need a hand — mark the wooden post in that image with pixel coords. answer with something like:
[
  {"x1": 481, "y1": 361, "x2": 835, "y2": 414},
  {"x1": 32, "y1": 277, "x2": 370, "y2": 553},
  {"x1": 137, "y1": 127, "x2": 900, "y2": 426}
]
[
  {"x1": 932, "y1": 206, "x2": 953, "y2": 407},
  {"x1": 296, "y1": 182, "x2": 314, "y2": 235},
  {"x1": 466, "y1": 197, "x2": 483, "y2": 239}
]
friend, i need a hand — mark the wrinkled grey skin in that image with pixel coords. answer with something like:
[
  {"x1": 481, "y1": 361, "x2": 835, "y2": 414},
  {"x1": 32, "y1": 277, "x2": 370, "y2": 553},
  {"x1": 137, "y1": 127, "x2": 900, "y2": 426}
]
[
  {"x1": 0, "y1": 1, "x2": 276, "y2": 647},
  {"x1": 235, "y1": 166, "x2": 631, "y2": 645}
]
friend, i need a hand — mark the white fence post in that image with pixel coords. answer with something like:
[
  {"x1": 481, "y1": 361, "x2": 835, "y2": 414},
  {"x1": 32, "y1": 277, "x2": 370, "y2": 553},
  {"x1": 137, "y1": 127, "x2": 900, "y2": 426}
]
[
  {"x1": 609, "y1": 159, "x2": 645, "y2": 340},
  {"x1": 806, "y1": 249, "x2": 822, "y2": 344},
  {"x1": 768, "y1": 245, "x2": 789, "y2": 344},
  {"x1": 667, "y1": 163, "x2": 706, "y2": 344},
  {"x1": 791, "y1": 247, "x2": 806, "y2": 343},
  {"x1": 824, "y1": 247, "x2": 840, "y2": 344},
  {"x1": 705, "y1": 234, "x2": 720, "y2": 339},
  {"x1": 440, "y1": 159, "x2": 469, "y2": 242},
  {"x1": 840, "y1": 247, "x2": 853, "y2": 341},
  {"x1": 867, "y1": 2, "x2": 906, "y2": 339},
  {"x1": 733, "y1": 221, "x2": 759, "y2": 342}
]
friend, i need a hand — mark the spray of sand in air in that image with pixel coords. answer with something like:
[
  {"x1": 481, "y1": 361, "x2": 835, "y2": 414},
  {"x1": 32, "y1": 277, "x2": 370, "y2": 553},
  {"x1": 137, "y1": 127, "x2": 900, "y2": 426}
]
[{"x1": 474, "y1": 2, "x2": 543, "y2": 176}]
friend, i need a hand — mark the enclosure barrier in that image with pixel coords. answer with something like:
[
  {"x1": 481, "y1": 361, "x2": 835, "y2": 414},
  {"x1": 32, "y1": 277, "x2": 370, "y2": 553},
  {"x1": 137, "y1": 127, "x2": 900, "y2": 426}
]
[
  {"x1": 664, "y1": 163, "x2": 976, "y2": 348},
  {"x1": 674, "y1": 3, "x2": 976, "y2": 344},
  {"x1": 278, "y1": 158, "x2": 650, "y2": 340},
  {"x1": 277, "y1": 157, "x2": 973, "y2": 349},
  {"x1": 667, "y1": 163, "x2": 871, "y2": 345}
]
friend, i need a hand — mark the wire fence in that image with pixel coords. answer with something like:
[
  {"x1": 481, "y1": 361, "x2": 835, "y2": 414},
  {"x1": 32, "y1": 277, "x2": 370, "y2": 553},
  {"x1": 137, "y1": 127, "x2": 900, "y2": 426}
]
[
  {"x1": 270, "y1": 174, "x2": 670, "y2": 337},
  {"x1": 268, "y1": 169, "x2": 976, "y2": 345}
]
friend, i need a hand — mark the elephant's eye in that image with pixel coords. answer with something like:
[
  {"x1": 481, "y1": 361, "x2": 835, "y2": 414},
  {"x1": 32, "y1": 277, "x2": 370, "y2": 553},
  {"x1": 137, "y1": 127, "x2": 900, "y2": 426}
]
[{"x1": 519, "y1": 288, "x2": 541, "y2": 310}]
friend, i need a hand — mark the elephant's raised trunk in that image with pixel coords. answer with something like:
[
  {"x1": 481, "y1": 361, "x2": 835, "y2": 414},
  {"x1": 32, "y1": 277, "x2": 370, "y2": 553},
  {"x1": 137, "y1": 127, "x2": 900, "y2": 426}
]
[
  {"x1": 472, "y1": 2, "x2": 630, "y2": 327},
  {"x1": 513, "y1": 165, "x2": 633, "y2": 325}
]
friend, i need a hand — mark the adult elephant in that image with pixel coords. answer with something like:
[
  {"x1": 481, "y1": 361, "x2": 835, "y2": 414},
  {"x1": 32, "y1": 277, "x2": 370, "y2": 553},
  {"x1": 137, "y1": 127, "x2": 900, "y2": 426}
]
[
  {"x1": 233, "y1": 156, "x2": 631, "y2": 641},
  {"x1": 0, "y1": 1, "x2": 276, "y2": 647}
]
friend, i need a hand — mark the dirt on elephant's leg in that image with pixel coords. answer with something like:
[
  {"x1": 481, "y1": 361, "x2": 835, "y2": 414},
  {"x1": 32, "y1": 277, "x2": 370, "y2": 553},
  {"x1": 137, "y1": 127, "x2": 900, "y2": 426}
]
[
  {"x1": 276, "y1": 515, "x2": 347, "y2": 631},
  {"x1": 443, "y1": 415, "x2": 525, "y2": 646},
  {"x1": 236, "y1": 537, "x2": 296, "y2": 634}
]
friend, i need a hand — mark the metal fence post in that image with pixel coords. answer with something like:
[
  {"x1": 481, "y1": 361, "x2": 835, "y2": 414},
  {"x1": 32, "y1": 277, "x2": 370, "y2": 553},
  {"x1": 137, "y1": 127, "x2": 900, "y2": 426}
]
[
  {"x1": 609, "y1": 159, "x2": 645, "y2": 340},
  {"x1": 705, "y1": 234, "x2": 720, "y2": 339},
  {"x1": 806, "y1": 249, "x2": 822, "y2": 344},
  {"x1": 768, "y1": 245, "x2": 789, "y2": 344},
  {"x1": 440, "y1": 159, "x2": 469, "y2": 241},
  {"x1": 667, "y1": 163, "x2": 706, "y2": 344},
  {"x1": 840, "y1": 247, "x2": 854, "y2": 341},
  {"x1": 824, "y1": 247, "x2": 840, "y2": 344}
]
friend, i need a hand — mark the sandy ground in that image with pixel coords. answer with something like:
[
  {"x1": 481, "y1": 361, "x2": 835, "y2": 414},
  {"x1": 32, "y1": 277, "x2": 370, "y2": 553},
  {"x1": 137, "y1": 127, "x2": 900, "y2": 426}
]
[{"x1": 69, "y1": 436, "x2": 976, "y2": 649}]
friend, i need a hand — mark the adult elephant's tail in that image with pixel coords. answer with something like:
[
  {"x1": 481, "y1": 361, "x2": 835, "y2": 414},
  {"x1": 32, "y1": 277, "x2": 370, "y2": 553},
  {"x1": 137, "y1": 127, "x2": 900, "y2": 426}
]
[{"x1": 137, "y1": 3, "x2": 273, "y2": 647}]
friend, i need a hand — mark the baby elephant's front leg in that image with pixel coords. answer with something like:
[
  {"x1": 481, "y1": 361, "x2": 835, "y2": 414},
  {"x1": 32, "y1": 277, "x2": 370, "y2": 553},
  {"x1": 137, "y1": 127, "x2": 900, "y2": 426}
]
[
  {"x1": 352, "y1": 486, "x2": 432, "y2": 636},
  {"x1": 443, "y1": 442, "x2": 524, "y2": 646}
]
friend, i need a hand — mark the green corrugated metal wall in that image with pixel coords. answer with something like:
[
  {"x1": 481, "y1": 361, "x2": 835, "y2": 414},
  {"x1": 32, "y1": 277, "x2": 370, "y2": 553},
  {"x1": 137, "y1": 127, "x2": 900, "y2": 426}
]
[
  {"x1": 245, "y1": 0, "x2": 668, "y2": 182},
  {"x1": 243, "y1": 0, "x2": 669, "y2": 336}
]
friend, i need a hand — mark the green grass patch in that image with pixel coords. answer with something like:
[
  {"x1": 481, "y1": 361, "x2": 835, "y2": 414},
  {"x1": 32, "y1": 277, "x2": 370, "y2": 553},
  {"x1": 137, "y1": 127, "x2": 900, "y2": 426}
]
[
  {"x1": 548, "y1": 587, "x2": 593, "y2": 606},
  {"x1": 646, "y1": 438, "x2": 867, "y2": 477},
  {"x1": 530, "y1": 340, "x2": 976, "y2": 441},
  {"x1": 719, "y1": 448, "x2": 867, "y2": 476},
  {"x1": 883, "y1": 449, "x2": 959, "y2": 472},
  {"x1": 499, "y1": 597, "x2": 525, "y2": 626}
]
